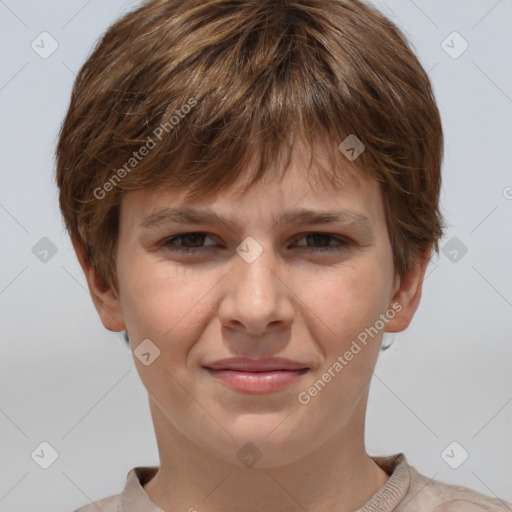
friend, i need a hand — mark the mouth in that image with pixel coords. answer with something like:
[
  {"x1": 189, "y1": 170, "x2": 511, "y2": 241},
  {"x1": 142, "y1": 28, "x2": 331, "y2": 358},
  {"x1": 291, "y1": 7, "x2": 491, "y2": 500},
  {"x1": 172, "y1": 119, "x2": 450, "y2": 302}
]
[{"x1": 202, "y1": 357, "x2": 310, "y2": 393}]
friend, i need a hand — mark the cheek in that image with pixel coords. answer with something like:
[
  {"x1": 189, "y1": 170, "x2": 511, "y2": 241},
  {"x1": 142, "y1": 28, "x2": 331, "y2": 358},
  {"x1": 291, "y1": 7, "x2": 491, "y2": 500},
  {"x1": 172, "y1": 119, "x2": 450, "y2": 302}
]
[
  {"x1": 118, "y1": 258, "x2": 222, "y2": 346},
  {"x1": 295, "y1": 265, "x2": 390, "y2": 411},
  {"x1": 300, "y1": 260, "x2": 392, "y2": 347}
]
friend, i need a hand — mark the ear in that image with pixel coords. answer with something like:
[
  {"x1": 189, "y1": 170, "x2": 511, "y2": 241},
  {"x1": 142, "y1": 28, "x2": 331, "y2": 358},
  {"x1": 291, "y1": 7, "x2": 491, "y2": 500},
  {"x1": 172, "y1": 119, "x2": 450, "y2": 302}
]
[
  {"x1": 71, "y1": 236, "x2": 126, "y2": 332},
  {"x1": 385, "y1": 246, "x2": 432, "y2": 333}
]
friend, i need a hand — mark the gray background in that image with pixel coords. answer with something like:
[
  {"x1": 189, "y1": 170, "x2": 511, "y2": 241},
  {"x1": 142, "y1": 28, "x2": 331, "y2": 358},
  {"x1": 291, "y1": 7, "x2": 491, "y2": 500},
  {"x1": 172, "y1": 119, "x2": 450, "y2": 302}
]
[{"x1": 1, "y1": 0, "x2": 511, "y2": 510}]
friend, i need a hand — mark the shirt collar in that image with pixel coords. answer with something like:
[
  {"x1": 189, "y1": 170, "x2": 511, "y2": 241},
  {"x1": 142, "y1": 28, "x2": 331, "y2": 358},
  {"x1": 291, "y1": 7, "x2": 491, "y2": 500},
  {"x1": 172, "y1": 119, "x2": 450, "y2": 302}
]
[
  {"x1": 120, "y1": 453, "x2": 410, "y2": 512},
  {"x1": 121, "y1": 466, "x2": 163, "y2": 512}
]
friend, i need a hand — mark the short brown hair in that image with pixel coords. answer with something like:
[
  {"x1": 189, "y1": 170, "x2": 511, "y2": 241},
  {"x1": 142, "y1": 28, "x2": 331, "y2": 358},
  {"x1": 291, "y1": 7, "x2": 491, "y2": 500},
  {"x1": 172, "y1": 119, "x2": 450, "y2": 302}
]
[{"x1": 55, "y1": 0, "x2": 444, "y2": 295}]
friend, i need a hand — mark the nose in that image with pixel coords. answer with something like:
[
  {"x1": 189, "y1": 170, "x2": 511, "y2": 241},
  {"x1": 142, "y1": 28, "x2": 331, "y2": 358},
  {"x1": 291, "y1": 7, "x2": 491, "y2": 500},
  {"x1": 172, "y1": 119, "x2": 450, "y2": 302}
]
[{"x1": 218, "y1": 243, "x2": 295, "y2": 336}]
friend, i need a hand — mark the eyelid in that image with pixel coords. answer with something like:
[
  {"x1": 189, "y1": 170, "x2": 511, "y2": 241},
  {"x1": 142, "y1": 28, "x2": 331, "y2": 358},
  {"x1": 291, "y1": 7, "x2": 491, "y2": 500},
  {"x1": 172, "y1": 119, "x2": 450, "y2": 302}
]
[
  {"x1": 162, "y1": 232, "x2": 218, "y2": 248},
  {"x1": 161, "y1": 231, "x2": 352, "y2": 254},
  {"x1": 291, "y1": 232, "x2": 351, "y2": 245}
]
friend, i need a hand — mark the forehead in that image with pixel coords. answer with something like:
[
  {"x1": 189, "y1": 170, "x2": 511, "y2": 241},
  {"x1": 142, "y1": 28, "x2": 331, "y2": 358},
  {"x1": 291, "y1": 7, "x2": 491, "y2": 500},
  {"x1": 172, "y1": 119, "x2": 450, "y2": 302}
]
[{"x1": 119, "y1": 138, "x2": 385, "y2": 231}]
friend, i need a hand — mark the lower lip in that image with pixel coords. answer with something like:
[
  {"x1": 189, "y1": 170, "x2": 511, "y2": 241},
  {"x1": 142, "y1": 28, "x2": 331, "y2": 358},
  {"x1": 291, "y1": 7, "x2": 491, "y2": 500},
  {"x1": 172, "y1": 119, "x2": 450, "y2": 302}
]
[{"x1": 204, "y1": 368, "x2": 308, "y2": 393}]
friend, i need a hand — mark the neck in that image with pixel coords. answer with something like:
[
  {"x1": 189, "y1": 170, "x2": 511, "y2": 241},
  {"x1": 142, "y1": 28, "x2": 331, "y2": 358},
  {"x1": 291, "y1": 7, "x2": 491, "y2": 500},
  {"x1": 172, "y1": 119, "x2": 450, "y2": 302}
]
[{"x1": 143, "y1": 400, "x2": 389, "y2": 512}]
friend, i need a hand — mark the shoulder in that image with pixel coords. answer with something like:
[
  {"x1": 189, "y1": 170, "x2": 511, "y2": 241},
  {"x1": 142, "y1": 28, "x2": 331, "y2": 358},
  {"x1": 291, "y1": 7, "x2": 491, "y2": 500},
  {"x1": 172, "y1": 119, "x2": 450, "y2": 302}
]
[
  {"x1": 73, "y1": 493, "x2": 122, "y2": 512},
  {"x1": 398, "y1": 464, "x2": 512, "y2": 511}
]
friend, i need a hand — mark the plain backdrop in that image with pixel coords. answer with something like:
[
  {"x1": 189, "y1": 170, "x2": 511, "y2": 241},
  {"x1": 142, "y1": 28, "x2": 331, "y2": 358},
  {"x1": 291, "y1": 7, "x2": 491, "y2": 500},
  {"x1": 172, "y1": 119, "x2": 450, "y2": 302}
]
[{"x1": 0, "y1": 0, "x2": 511, "y2": 510}]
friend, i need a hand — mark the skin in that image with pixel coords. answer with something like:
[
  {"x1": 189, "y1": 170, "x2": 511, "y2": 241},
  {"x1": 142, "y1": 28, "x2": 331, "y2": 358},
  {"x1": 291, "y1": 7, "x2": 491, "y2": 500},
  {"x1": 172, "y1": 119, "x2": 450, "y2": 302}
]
[{"x1": 74, "y1": 141, "x2": 430, "y2": 512}]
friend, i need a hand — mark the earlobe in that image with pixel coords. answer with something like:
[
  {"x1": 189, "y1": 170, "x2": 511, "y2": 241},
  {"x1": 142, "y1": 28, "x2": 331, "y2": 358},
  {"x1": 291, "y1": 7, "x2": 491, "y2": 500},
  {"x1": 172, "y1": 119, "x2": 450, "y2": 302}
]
[
  {"x1": 71, "y1": 236, "x2": 126, "y2": 332},
  {"x1": 385, "y1": 247, "x2": 432, "y2": 333}
]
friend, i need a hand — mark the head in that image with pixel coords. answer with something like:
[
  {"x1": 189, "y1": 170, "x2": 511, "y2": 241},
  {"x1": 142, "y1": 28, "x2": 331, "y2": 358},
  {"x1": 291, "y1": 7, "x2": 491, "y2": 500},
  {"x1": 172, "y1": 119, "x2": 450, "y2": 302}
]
[{"x1": 55, "y1": 0, "x2": 444, "y2": 468}]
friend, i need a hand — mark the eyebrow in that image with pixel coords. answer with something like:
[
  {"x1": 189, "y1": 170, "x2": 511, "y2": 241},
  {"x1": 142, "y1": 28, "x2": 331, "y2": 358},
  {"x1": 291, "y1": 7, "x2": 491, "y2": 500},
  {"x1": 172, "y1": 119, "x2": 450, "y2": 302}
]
[{"x1": 140, "y1": 206, "x2": 374, "y2": 235}]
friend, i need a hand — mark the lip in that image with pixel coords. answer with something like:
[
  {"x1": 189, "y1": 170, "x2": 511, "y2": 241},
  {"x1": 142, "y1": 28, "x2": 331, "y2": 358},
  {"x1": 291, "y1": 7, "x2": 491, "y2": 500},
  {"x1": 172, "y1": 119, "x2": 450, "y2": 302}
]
[
  {"x1": 203, "y1": 357, "x2": 309, "y2": 372},
  {"x1": 204, "y1": 368, "x2": 309, "y2": 393},
  {"x1": 202, "y1": 357, "x2": 309, "y2": 393}
]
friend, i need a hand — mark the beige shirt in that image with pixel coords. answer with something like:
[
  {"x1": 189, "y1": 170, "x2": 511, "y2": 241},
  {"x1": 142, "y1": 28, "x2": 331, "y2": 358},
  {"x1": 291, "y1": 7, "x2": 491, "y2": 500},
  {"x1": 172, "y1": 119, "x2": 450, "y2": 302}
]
[{"x1": 73, "y1": 453, "x2": 511, "y2": 511}]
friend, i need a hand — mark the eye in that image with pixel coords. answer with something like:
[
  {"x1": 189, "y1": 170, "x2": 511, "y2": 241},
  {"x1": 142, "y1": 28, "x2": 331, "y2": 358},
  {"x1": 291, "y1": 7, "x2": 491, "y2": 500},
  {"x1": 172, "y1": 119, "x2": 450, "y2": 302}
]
[
  {"x1": 162, "y1": 233, "x2": 217, "y2": 253},
  {"x1": 161, "y1": 232, "x2": 350, "y2": 254},
  {"x1": 291, "y1": 232, "x2": 350, "y2": 253}
]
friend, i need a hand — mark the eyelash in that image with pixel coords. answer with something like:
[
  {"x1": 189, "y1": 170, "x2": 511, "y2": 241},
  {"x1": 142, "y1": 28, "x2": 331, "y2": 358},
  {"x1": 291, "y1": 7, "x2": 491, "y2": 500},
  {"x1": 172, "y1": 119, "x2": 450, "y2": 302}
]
[{"x1": 161, "y1": 232, "x2": 350, "y2": 254}]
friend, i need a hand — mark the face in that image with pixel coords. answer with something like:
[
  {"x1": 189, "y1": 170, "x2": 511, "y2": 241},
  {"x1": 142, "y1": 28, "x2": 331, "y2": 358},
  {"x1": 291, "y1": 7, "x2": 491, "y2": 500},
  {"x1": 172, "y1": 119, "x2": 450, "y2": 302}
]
[{"x1": 85, "y1": 143, "x2": 426, "y2": 469}]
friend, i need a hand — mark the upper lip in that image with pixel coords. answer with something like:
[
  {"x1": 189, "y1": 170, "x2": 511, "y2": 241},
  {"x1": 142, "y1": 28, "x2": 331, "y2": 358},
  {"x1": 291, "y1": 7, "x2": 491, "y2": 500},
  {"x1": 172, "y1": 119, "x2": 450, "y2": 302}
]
[{"x1": 203, "y1": 357, "x2": 309, "y2": 372}]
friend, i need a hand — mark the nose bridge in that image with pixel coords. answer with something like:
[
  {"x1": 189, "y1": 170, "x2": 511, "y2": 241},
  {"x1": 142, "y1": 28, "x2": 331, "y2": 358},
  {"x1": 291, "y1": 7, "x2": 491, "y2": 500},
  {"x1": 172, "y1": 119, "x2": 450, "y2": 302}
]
[
  {"x1": 236, "y1": 238, "x2": 277, "y2": 300},
  {"x1": 219, "y1": 237, "x2": 293, "y2": 333}
]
